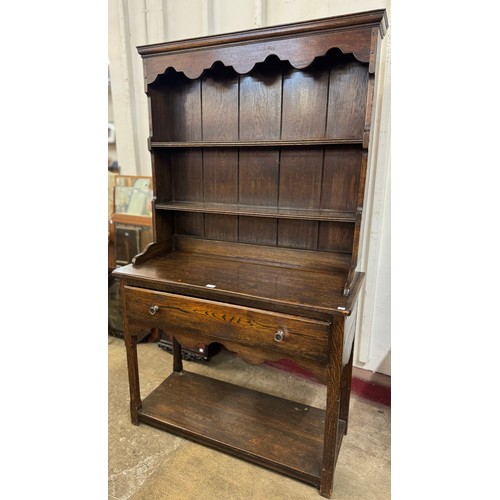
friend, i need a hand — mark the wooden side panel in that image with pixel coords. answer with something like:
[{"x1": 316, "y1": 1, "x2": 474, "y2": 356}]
[
  {"x1": 326, "y1": 59, "x2": 368, "y2": 139},
  {"x1": 151, "y1": 150, "x2": 173, "y2": 203},
  {"x1": 281, "y1": 67, "x2": 329, "y2": 140},
  {"x1": 150, "y1": 73, "x2": 202, "y2": 141},
  {"x1": 151, "y1": 151, "x2": 173, "y2": 242},
  {"x1": 321, "y1": 148, "x2": 362, "y2": 211}
]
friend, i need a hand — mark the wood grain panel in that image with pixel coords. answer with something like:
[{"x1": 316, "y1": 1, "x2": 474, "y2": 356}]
[
  {"x1": 174, "y1": 212, "x2": 204, "y2": 237},
  {"x1": 151, "y1": 150, "x2": 173, "y2": 203},
  {"x1": 326, "y1": 59, "x2": 368, "y2": 139},
  {"x1": 317, "y1": 221, "x2": 354, "y2": 253},
  {"x1": 150, "y1": 72, "x2": 202, "y2": 141},
  {"x1": 238, "y1": 216, "x2": 277, "y2": 246},
  {"x1": 201, "y1": 65, "x2": 239, "y2": 140},
  {"x1": 203, "y1": 149, "x2": 238, "y2": 203},
  {"x1": 278, "y1": 219, "x2": 318, "y2": 250},
  {"x1": 138, "y1": 371, "x2": 325, "y2": 484},
  {"x1": 279, "y1": 149, "x2": 323, "y2": 209},
  {"x1": 281, "y1": 67, "x2": 329, "y2": 140},
  {"x1": 125, "y1": 287, "x2": 330, "y2": 361},
  {"x1": 239, "y1": 149, "x2": 279, "y2": 206},
  {"x1": 321, "y1": 148, "x2": 362, "y2": 211},
  {"x1": 171, "y1": 150, "x2": 203, "y2": 202},
  {"x1": 239, "y1": 59, "x2": 282, "y2": 140},
  {"x1": 204, "y1": 214, "x2": 238, "y2": 241},
  {"x1": 114, "y1": 242, "x2": 355, "y2": 316}
]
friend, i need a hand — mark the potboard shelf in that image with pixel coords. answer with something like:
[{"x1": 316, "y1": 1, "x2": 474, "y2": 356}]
[{"x1": 138, "y1": 371, "x2": 347, "y2": 486}]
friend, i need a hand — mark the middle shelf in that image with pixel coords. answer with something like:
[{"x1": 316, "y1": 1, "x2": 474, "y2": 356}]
[
  {"x1": 155, "y1": 201, "x2": 357, "y2": 222},
  {"x1": 149, "y1": 138, "x2": 363, "y2": 149}
]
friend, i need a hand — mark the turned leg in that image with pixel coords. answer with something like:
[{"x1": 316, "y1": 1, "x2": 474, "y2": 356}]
[
  {"x1": 339, "y1": 337, "x2": 354, "y2": 434},
  {"x1": 121, "y1": 281, "x2": 142, "y2": 425},
  {"x1": 319, "y1": 318, "x2": 344, "y2": 498},
  {"x1": 172, "y1": 337, "x2": 183, "y2": 372}
]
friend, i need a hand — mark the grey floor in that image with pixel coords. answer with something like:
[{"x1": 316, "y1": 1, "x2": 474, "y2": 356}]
[{"x1": 109, "y1": 336, "x2": 390, "y2": 499}]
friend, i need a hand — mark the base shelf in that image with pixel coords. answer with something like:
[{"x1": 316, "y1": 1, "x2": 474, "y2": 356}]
[{"x1": 138, "y1": 371, "x2": 346, "y2": 486}]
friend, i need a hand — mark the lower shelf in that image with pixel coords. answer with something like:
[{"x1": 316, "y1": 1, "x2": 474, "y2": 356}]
[{"x1": 139, "y1": 371, "x2": 345, "y2": 486}]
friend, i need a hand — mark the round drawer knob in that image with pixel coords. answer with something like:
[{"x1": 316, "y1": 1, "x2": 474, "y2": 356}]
[
  {"x1": 274, "y1": 328, "x2": 285, "y2": 342},
  {"x1": 149, "y1": 305, "x2": 159, "y2": 315}
]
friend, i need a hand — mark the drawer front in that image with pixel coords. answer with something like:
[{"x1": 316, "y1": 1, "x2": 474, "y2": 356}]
[{"x1": 125, "y1": 286, "x2": 330, "y2": 362}]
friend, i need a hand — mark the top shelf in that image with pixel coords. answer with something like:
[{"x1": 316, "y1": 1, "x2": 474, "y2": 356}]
[{"x1": 149, "y1": 139, "x2": 363, "y2": 149}]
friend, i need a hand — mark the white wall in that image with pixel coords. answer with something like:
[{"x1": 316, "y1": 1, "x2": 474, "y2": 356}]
[{"x1": 108, "y1": 0, "x2": 391, "y2": 375}]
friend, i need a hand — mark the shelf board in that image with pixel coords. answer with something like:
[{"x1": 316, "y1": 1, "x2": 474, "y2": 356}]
[
  {"x1": 150, "y1": 139, "x2": 362, "y2": 148},
  {"x1": 155, "y1": 201, "x2": 357, "y2": 222},
  {"x1": 138, "y1": 371, "x2": 341, "y2": 486}
]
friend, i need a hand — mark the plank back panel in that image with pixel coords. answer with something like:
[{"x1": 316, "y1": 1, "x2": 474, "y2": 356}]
[
  {"x1": 238, "y1": 217, "x2": 277, "y2": 246},
  {"x1": 171, "y1": 150, "x2": 203, "y2": 202},
  {"x1": 326, "y1": 58, "x2": 368, "y2": 139},
  {"x1": 318, "y1": 222, "x2": 355, "y2": 253},
  {"x1": 281, "y1": 65, "x2": 329, "y2": 140},
  {"x1": 279, "y1": 149, "x2": 323, "y2": 209},
  {"x1": 239, "y1": 149, "x2": 279, "y2": 206},
  {"x1": 239, "y1": 58, "x2": 283, "y2": 141},
  {"x1": 321, "y1": 148, "x2": 362, "y2": 211},
  {"x1": 204, "y1": 214, "x2": 238, "y2": 241},
  {"x1": 278, "y1": 220, "x2": 319, "y2": 250},
  {"x1": 203, "y1": 149, "x2": 239, "y2": 204},
  {"x1": 201, "y1": 64, "x2": 239, "y2": 141},
  {"x1": 175, "y1": 212, "x2": 204, "y2": 237}
]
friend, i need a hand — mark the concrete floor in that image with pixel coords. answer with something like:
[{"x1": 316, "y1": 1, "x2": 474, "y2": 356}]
[{"x1": 109, "y1": 336, "x2": 390, "y2": 499}]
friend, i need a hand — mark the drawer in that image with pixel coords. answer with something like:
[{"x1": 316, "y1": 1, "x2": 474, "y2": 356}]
[{"x1": 125, "y1": 286, "x2": 330, "y2": 362}]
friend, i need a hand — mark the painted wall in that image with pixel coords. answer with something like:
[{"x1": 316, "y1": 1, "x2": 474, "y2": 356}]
[{"x1": 108, "y1": 0, "x2": 391, "y2": 375}]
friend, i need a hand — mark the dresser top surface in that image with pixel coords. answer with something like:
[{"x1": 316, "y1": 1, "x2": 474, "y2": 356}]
[{"x1": 113, "y1": 248, "x2": 363, "y2": 317}]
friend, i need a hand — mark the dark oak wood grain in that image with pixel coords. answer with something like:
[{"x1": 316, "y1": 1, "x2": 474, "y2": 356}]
[
  {"x1": 326, "y1": 59, "x2": 368, "y2": 139},
  {"x1": 239, "y1": 59, "x2": 282, "y2": 141},
  {"x1": 114, "y1": 246, "x2": 355, "y2": 317},
  {"x1": 150, "y1": 139, "x2": 362, "y2": 147},
  {"x1": 114, "y1": 11, "x2": 387, "y2": 498},
  {"x1": 156, "y1": 201, "x2": 356, "y2": 222},
  {"x1": 125, "y1": 286, "x2": 330, "y2": 362},
  {"x1": 139, "y1": 371, "x2": 329, "y2": 485}
]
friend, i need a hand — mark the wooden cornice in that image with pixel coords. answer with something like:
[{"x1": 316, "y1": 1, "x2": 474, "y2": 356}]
[
  {"x1": 137, "y1": 10, "x2": 387, "y2": 56},
  {"x1": 137, "y1": 9, "x2": 388, "y2": 84}
]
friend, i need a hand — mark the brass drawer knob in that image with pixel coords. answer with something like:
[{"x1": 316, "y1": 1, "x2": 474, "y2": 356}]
[
  {"x1": 274, "y1": 328, "x2": 285, "y2": 342},
  {"x1": 149, "y1": 305, "x2": 159, "y2": 315}
]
